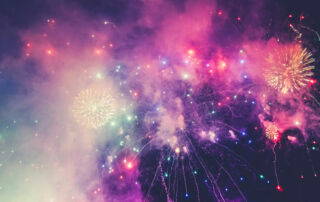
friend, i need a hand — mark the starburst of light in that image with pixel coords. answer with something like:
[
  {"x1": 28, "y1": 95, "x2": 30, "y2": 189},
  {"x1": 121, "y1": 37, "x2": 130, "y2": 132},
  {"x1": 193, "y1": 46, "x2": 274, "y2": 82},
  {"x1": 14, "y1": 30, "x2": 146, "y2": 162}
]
[
  {"x1": 265, "y1": 123, "x2": 280, "y2": 142},
  {"x1": 264, "y1": 44, "x2": 315, "y2": 94},
  {"x1": 71, "y1": 87, "x2": 116, "y2": 128}
]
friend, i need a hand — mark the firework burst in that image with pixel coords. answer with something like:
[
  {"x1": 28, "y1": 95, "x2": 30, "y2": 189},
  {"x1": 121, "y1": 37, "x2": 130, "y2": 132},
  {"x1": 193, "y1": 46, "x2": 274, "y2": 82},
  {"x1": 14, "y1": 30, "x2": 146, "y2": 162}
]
[
  {"x1": 265, "y1": 123, "x2": 280, "y2": 142},
  {"x1": 71, "y1": 87, "x2": 116, "y2": 128},
  {"x1": 264, "y1": 44, "x2": 315, "y2": 94}
]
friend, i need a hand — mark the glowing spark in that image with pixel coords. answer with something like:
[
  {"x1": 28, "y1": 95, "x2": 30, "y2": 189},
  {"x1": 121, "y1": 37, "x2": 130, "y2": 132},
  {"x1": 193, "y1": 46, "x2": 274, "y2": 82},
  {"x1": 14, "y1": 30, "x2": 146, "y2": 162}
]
[
  {"x1": 264, "y1": 44, "x2": 315, "y2": 94},
  {"x1": 126, "y1": 162, "x2": 133, "y2": 169},
  {"x1": 71, "y1": 87, "x2": 116, "y2": 128},
  {"x1": 276, "y1": 185, "x2": 283, "y2": 192},
  {"x1": 46, "y1": 49, "x2": 53, "y2": 55}
]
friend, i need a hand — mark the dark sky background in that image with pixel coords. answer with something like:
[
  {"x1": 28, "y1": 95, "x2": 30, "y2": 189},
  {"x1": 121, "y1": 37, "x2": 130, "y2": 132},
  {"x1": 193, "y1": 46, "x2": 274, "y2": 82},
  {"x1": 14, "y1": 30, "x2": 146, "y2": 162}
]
[{"x1": 1, "y1": 0, "x2": 320, "y2": 202}]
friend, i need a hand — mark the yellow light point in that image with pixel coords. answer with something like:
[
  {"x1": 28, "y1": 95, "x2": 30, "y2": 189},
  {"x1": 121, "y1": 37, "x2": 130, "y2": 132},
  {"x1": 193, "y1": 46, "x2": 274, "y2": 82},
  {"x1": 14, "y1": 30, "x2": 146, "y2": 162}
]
[
  {"x1": 294, "y1": 120, "x2": 300, "y2": 126},
  {"x1": 96, "y1": 73, "x2": 103, "y2": 79},
  {"x1": 71, "y1": 87, "x2": 116, "y2": 128},
  {"x1": 264, "y1": 43, "x2": 315, "y2": 94},
  {"x1": 209, "y1": 131, "x2": 216, "y2": 141},
  {"x1": 127, "y1": 162, "x2": 133, "y2": 169},
  {"x1": 175, "y1": 147, "x2": 180, "y2": 154},
  {"x1": 188, "y1": 49, "x2": 195, "y2": 56}
]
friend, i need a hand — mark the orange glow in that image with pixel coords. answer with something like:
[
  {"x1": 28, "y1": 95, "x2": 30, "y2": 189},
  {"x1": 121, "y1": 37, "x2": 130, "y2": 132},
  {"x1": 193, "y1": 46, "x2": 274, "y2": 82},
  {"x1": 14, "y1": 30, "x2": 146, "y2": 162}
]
[
  {"x1": 46, "y1": 49, "x2": 53, "y2": 55},
  {"x1": 188, "y1": 49, "x2": 195, "y2": 56},
  {"x1": 95, "y1": 49, "x2": 102, "y2": 55},
  {"x1": 217, "y1": 60, "x2": 227, "y2": 71}
]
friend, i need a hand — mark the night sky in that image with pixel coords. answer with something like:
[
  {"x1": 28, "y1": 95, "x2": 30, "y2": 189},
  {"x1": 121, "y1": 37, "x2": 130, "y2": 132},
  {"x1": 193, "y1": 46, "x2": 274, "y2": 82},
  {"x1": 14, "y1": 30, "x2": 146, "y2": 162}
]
[{"x1": 1, "y1": 0, "x2": 320, "y2": 202}]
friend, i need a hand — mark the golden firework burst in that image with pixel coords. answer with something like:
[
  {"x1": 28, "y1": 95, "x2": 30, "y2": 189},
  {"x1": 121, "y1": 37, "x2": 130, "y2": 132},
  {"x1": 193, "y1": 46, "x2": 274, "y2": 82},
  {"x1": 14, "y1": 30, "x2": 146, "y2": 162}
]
[
  {"x1": 264, "y1": 43, "x2": 315, "y2": 94},
  {"x1": 265, "y1": 123, "x2": 280, "y2": 142},
  {"x1": 71, "y1": 87, "x2": 116, "y2": 128}
]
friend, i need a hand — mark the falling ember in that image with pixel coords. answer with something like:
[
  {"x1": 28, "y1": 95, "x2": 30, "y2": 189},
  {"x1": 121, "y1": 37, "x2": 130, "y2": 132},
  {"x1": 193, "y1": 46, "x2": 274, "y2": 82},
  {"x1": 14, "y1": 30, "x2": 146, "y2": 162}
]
[
  {"x1": 71, "y1": 87, "x2": 116, "y2": 128},
  {"x1": 264, "y1": 43, "x2": 315, "y2": 94},
  {"x1": 276, "y1": 185, "x2": 283, "y2": 192}
]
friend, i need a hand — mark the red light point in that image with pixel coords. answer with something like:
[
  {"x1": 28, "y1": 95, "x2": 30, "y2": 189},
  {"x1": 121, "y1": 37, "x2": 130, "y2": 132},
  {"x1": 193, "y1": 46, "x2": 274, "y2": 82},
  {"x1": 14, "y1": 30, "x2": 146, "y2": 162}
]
[
  {"x1": 237, "y1": 17, "x2": 241, "y2": 21},
  {"x1": 26, "y1": 43, "x2": 31, "y2": 47},
  {"x1": 288, "y1": 14, "x2": 293, "y2": 18},
  {"x1": 309, "y1": 79, "x2": 317, "y2": 85},
  {"x1": 276, "y1": 185, "x2": 283, "y2": 192},
  {"x1": 218, "y1": 10, "x2": 223, "y2": 16},
  {"x1": 217, "y1": 102, "x2": 222, "y2": 107}
]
